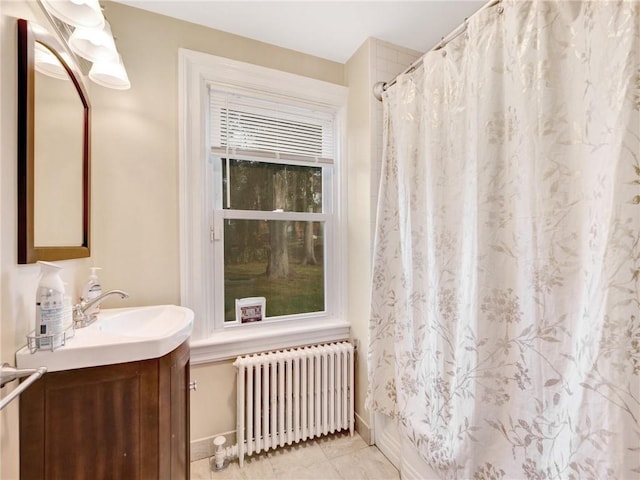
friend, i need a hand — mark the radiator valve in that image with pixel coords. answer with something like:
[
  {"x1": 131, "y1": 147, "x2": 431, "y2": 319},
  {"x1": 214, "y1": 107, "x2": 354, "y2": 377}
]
[{"x1": 213, "y1": 436, "x2": 228, "y2": 471}]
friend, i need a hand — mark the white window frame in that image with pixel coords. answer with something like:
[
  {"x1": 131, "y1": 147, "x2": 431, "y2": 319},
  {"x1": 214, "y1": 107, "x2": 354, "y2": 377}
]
[{"x1": 178, "y1": 49, "x2": 349, "y2": 364}]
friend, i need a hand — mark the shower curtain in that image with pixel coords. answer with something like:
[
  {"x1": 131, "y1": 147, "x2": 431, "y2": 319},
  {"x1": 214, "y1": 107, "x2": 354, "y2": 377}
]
[{"x1": 367, "y1": 1, "x2": 639, "y2": 479}]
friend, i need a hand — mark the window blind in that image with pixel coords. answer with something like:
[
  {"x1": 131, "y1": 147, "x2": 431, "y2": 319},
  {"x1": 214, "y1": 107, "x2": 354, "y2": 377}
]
[{"x1": 210, "y1": 89, "x2": 335, "y2": 164}]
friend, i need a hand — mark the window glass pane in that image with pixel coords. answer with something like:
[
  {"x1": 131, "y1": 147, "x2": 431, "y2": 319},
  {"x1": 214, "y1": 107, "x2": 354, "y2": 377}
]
[
  {"x1": 221, "y1": 158, "x2": 322, "y2": 213},
  {"x1": 224, "y1": 219, "x2": 325, "y2": 322}
]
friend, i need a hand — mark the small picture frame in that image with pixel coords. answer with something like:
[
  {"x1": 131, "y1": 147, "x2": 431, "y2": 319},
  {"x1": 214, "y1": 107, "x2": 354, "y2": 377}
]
[{"x1": 235, "y1": 297, "x2": 266, "y2": 324}]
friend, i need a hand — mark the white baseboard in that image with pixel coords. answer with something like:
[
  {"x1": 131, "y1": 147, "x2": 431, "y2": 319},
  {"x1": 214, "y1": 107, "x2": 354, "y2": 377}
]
[
  {"x1": 372, "y1": 413, "x2": 440, "y2": 480},
  {"x1": 190, "y1": 420, "x2": 363, "y2": 462},
  {"x1": 355, "y1": 412, "x2": 373, "y2": 445},
  {"x1": 373, "y1": 413, "x2": 401, "y2": 470}
]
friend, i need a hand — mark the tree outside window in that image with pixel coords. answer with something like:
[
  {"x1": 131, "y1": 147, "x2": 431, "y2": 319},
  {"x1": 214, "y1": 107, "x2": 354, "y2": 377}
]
[{"x1": 220, "y1": 159, "x2": 327, "y2": 321}]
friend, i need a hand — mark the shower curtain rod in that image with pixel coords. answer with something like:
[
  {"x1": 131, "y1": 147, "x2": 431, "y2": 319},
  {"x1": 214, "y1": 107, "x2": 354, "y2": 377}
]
[{"x1": 372, "y1": 0, "x2": 502, "y2": 101}]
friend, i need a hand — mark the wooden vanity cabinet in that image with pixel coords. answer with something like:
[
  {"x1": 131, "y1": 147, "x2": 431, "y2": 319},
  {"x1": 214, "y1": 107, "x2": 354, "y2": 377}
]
[{"x1": 20, "y1": 341, "x2": 190, "y2": 480}]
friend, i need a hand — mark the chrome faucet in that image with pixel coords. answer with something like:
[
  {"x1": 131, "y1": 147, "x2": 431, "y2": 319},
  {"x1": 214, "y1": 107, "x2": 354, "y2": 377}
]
[{"x1": 73, "y1": 289, "x2": 129, "y2": 328}]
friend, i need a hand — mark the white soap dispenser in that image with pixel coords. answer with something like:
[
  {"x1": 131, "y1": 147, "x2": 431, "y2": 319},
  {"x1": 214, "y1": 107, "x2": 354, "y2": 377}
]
[
  {"x1": 35, "y1": 261, "x2": 66, "y2": 349},
  {"x1": 82, "y1": 267, "x2": 103, "y2": 316}
]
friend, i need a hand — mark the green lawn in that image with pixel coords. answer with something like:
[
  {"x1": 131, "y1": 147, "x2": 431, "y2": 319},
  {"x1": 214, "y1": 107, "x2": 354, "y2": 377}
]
[{"x1": 224, "y1": 262, "x2": 324, "y2": 321}]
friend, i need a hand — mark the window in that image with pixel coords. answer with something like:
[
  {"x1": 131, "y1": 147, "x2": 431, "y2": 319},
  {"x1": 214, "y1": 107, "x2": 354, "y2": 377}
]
[
  {"x1": 179, "y1": 50, "x2": 349, "y2": 363},
  {"x1": 211, "y1": 91, "x2": 334, "y2": 324}
]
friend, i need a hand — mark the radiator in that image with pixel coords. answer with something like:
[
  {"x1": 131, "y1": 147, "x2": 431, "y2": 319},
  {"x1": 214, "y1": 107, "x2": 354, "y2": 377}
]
[{"x1": 233, "y1": 342, "x2": 354, "y2": 467}]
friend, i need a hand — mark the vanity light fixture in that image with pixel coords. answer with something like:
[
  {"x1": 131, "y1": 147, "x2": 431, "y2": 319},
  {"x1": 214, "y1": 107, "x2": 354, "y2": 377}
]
[
  {"x1": 38, "y1": 0, "x2": 131, "y2": 90},
  {"x1": 39, "y1": 0, "x2": 104, "y2": 29},
  {"x1": 89, "y1": 54, "x2": 130, "y2": 90},
  {"x1": 69, "y1": 20, "x2": 118, "y2": 62}
]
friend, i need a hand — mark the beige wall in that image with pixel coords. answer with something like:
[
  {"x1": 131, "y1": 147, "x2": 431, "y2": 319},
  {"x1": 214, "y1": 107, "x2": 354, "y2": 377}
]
[
  {"x1": 1, "y1": 1, "x2": 355, "y2": 475},
  {"x1": 1, "y1": 4, "x2": 95, "y2": 479},
  {"x1": 345, "y1": 39, "x2": 375, "y2": 443},
  {"x1": 90, "y1": 1, "x2": 344, "y2": 309},
  {"x1": 98, "y1": 1, "x2": 346, "y2": 446}
]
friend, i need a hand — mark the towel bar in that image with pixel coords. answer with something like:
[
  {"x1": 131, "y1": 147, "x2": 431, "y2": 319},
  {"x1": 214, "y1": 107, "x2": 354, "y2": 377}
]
[{"x1": 0, "y1": 363, "x2": 47, "y2": 411}]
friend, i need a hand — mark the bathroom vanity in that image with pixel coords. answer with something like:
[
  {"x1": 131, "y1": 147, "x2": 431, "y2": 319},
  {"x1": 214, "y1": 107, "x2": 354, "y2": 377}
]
[
  {"x1": 16, "y1": 305, "x2": 194, "y2": 480},
  {"x1": 19, "y1": 340, "x2": 190, "y2": 479}
]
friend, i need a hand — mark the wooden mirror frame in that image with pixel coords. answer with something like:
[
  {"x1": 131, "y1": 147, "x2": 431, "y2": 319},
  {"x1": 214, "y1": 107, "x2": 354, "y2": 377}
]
[{"x1": 17, "y1": 18, "x2": 90, "y2": 264}]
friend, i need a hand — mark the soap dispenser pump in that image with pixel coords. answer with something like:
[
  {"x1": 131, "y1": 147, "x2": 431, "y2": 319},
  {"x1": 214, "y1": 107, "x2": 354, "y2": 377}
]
[{"x1": 82, "y1": 267, "x2": 103, "y2": 316}]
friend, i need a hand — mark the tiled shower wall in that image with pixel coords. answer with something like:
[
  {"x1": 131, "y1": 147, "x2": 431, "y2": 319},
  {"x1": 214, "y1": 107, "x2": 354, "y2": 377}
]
[{"x1": 370, "y1": 39, "x2": 422, "y2": 238}]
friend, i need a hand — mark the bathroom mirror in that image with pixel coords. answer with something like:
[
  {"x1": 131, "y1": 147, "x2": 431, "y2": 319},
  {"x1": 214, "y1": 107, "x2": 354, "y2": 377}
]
[{"x1": 17, "y1": 18, "x2": 90, "y2": 264}]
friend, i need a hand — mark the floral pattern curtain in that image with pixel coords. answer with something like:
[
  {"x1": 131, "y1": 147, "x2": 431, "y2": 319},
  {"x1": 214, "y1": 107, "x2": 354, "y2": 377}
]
[{"x1": 367, "y1": 1, "x2": 640, "y2": 478}]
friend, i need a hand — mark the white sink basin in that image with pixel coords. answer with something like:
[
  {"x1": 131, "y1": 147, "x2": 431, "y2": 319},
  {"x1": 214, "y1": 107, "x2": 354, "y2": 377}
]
[
  {"x1": 16, "y1": 305, "x2": 194, "y2": 372},
  {"x1": 99, "y1": 305, "x2": 189, "y2": 338}
]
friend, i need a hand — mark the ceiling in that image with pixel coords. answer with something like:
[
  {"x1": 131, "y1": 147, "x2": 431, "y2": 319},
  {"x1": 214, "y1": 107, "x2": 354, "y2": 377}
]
[{"x1": 111, "y1": 1, "x2": 486, "y2": 63}]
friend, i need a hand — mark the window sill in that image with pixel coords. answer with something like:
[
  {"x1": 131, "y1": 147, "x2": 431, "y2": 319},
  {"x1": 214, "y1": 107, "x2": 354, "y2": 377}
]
[{"x1": 189, "y1": 318, "x2": 351, "y2": 364}]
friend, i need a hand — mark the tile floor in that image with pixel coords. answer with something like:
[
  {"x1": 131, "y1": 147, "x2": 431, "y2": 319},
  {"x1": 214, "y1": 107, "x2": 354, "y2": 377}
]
[{"x1": 191, "y1": 431, "x2": 400, "y2": 480}]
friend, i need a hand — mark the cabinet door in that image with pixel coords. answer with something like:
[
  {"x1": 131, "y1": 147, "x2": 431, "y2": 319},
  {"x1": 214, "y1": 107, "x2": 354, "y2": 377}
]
[
  {"x1": 20, "y1": 359, "x2": 159, "y2": 480},
  {"x1": 159, "y1": 341, "x2": 190, "y2": 480}
]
